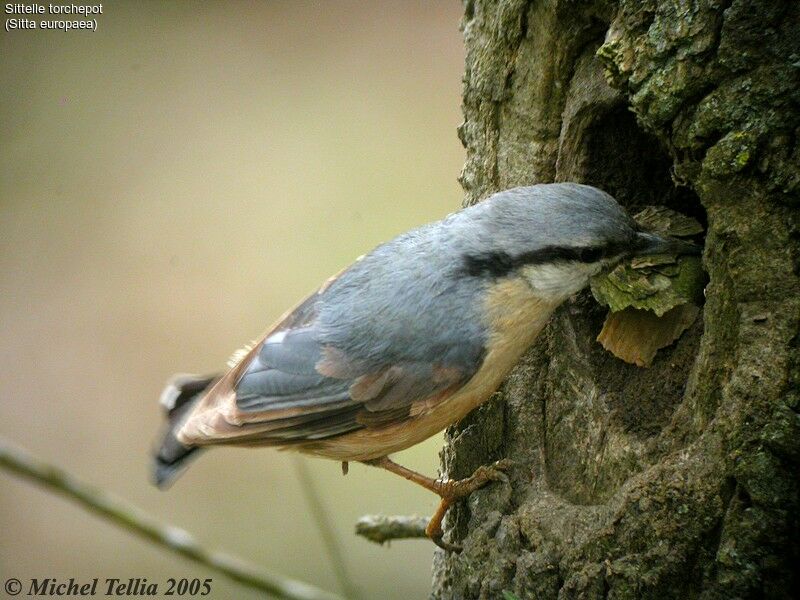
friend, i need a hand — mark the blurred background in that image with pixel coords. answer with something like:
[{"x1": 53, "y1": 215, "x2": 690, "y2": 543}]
[{"x1": 0, "y1": 2, "x2": 465, "y2": 598}]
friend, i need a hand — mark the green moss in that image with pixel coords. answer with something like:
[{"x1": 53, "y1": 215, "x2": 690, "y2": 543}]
[
  {"x1": 595, "y1": 255, "x2": 705, "y2": 316},
  {"x1": 734, "y1": 450, "x2": 798, "y2": 508},
  {"x1": 702, "y1": 130, "x2": 758, "y2": 177},
  {"x1": 590, "y1": 207, "x2": 705, "y2": 316}
]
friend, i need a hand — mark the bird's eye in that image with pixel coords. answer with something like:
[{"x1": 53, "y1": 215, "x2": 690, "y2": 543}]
[{"x1": 578, "y1": 247, "x2": 603, "y2": 263}]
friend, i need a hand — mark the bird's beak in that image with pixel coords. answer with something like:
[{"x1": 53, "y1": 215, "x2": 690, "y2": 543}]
[{"x1": 635, "y1": 232, "x2": 701, "y2": 257}]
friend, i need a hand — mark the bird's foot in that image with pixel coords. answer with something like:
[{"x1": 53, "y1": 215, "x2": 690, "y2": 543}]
[
  {"x1": 433, "y1": 458, "x2": 513, "y2": 502},
  {"x1": 363, "y1": 456, "x2": 513, "y2": 553},
  {"x1": 426, "y1": 458, "x2": 513, "y2": 553}
]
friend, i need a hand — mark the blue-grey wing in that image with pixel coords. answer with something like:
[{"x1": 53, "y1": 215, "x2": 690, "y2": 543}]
[{"x1": 178, "y1": 266, "x2": 483, "y2": 446}]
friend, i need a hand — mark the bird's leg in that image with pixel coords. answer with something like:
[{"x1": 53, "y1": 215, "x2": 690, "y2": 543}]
[{"x1": 362, "y1": 456, "x2": 512, "y2": 552}]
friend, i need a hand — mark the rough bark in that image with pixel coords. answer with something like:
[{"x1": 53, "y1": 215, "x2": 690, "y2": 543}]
[{"x1": 432, "y1": 1, "x2": 799, "y2": 598}]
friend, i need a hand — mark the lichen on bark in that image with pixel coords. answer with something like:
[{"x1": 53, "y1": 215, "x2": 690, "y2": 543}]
[{"x1": 432, "y1": 1, "x2": 799, "y2": 598}]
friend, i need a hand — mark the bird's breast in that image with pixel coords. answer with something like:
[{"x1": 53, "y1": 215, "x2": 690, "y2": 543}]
[{"x1": 408, "y1": 277, "x2": 559, "y2": 418}]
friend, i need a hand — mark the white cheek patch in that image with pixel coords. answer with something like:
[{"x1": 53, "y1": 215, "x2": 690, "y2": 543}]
[{"x1": 520, "y1": 262, "x2": 603, "y2": 301}]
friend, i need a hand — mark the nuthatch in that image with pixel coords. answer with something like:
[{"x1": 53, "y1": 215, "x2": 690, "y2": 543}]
[{"x1": 152, "y1": 182, "x2": 698, "y2": 551}]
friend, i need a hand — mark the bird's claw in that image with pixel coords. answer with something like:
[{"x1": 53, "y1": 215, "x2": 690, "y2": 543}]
[
  {"x1": 475, "y1": 458, "x2": 513, "y2": 484},
  {"x1": 430, "y1": 532, "x2": 463, "y2": 553}
]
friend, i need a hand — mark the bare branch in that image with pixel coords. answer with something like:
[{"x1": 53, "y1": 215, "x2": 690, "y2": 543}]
[
  {"x1": 0, "y1": 436, "x2": 344, "y2": 600},
  {"x1": 354, "y1": 514, "x2": 429, "y2": 545}
]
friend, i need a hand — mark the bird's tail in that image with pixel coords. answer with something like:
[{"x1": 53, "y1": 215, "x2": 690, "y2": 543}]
[{"x1": 152, "y1": 373, "x2": 219, "y2": 489}]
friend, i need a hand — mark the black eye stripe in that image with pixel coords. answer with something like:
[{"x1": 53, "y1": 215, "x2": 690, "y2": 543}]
[
  {"x1": 577, "y1": 246, "x2": 603, "y2": 263},
  {"x1": 462, "y1": 243, "x2": 627, "y2": 278}
]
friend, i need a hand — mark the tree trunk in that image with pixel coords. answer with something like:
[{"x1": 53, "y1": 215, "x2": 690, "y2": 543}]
[{"x1": 432, "y1": 1, "x2": 799, "y2": 598}]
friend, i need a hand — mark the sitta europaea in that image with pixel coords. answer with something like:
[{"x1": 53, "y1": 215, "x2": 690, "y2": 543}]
[{"x1": 152, "y1": 182, "x2": 698, "y2": 551}]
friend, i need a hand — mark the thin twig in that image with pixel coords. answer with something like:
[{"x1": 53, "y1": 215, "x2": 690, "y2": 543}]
[
  {"x1": 0, "y1": 436, "x2": 344, "y2": 600},
  {"x1": 354, "y1": 515, "x2": 429, "y2": 545},
  {"x1": 292, "y1": 456, "x2": 361, "y2": 600}
]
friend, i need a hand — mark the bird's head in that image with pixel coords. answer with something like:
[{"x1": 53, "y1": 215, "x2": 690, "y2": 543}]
[{"x1": 460, "y1": 183, "x2": 700, "y2": 302}]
